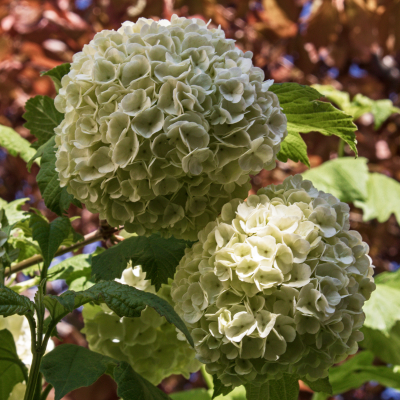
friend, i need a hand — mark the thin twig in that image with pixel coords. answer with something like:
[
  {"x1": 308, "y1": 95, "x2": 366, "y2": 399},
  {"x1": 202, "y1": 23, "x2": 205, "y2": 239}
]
[{"x1": 5, "y1": 226, "x2": 120, "y2": 277}]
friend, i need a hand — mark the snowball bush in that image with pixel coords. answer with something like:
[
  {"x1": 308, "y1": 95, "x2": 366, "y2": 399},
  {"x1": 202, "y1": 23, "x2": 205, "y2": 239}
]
[
  {"x1": 54, "y1": 15, "x2": 287, "y2": 240},
  {"x1": 83, "y1": 265, "x2": 200, "y2": 385},
  {"x1": 171, "y1": 175, "x2": 376, "y2": 388}
]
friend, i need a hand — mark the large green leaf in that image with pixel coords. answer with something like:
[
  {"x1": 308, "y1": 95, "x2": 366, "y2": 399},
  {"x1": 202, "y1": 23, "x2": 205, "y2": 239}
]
[
  {"x1": 40, "y1": 344, "x2": 115, "y2": 400},
  {"x1": 270, "y1": 83, "x2": 357, "y2": 155},
  {"x1": 36, "y1": 137, "x2": 80, "y2": 216},
  {"x1": 23, "y1": 95, "x2": 63, "y2": 149},
  {"x1": 312, "y1": 85, "x2": 400, "y2": 129},
  {"x1": 302, "y1": 157, "x2": 369, "y2": 203},
  {"x1": 30, "y1": 214, "x2": 72, "y2": 270},
  {"x1": 114, "y1": 361, "x2": 170, "y2": 400},
  {"x1": 1, "y1": 198, "x2": 30, "y2": 226},
  {"x1": 41, "y1": 63, "x2": 70, "y2": 93},
  {"x1": 0, "y1": 125, "x2": 36, "y2": 163},
  {"x1": 41, "y1": 344, "x2": 171, "y2": 400},
  {"x1": 245, "y1": 375, "x2": 299, "y2": 400},
  {"x1": 354, "y1": 172, "x2": 400, "y2": 224},
  {"x1": 0, "y1": 287, "x2": 34, "y2": 317},
  {"x1": 277, "y1": 132, "x2": 310, "y2": 167},
  {"x1": 92, "y1": 234, "x2": 191, "y2": 291},
  {"x1": 0, "y1": 329, "x2": 28, "y2": 400},
  {"x1": 43, "y1": 280, "x2": 193, "y2": 346},
  {"x1": 301, "y1": 377, "x2": 332, "y2": 394}
]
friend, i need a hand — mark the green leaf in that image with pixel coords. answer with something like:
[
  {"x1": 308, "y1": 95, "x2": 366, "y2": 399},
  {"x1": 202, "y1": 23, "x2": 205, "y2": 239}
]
[
  {"x1": 23, "y1": 95, "x2": 63, "y2": 149},
  {"x1": 302, "y1": 157, "x2": 369, "y2": 203},
  {"x1": 277, "y1": 132, "x2": 310, "y2": 167},
  {"x1": 245, "y1": 375, "x2": 299, "y2": 400},
  {"x1": 40, "y1": 344, "x2": 115, "y2": 400},
  {"x1": 374, "y1": 268, "x2": 400, "y2": 287},
  {"x1": 30, "y1": 214, "x2": 72, "y2": 270},
  {"x1": 41, "y1": 63, "x2": 70, "y2": 92},
  {"x1": 301, "y1": 377, "x2": 332, "y2": 394},
  {"x1": 363, "y1": 283, "x2": 400, "y2": 334},
  {"x1": 36, "y1": 137, "x2": 80, "y2": 216},
  {"x1": 328, "y1": 351, "x2": 400, "y2": 394},
  {"x1": 212, "y1": 376, "x2": 233, "y2": 399},
  {"x1": 270, "y1": 83, "x2": 357, "y2": 155},
  {"x1": 114, "y1": 361, "x2": 170, "y2": 400},
  {"x1": 171, "y1": 389, "x2": 211, "y2": 400},
  {"x1": 0, "y1": 329, "x2": 27, "y2": 400},
  {"x1": 2, "y1": 198, "x2": 30, "y2": 226},
  {"x1": 27, "y1": 135, "x2": 55, "y2": 170},
  {"x1": 0, "y1": 125, "x2": 36, "y2": 163},
  {"x1": 361, "y1": 322, "x2": 400, "y2": 365},
  {"x1": 43, "y1": 280, "x2": 194, "y2": 346},
  {"x1": 0, "y1": 287, "x2": 34, "y2": 317},
  {"x1": 354, "y1": 172, "x2": 400, "y2": 225},
  {"x1": 92, "y1": 234, "x2": 190, "y2": 291}
]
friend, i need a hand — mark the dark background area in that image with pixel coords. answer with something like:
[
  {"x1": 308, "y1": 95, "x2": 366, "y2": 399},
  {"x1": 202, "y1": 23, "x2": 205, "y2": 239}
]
[{"x1": 1, "y1": 0, "x2": 400, "y2": 399}]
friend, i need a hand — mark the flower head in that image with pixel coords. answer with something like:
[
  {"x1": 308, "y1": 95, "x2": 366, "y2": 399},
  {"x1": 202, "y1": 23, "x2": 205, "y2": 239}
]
[
  {"x1": 83, "y1": 264, "x2": 200, "y2": 385},
  {"x1": 54, "y1": 16, "x2": 287, "y2": 240},
  {"x1": 171, "y1": 175, "x2": 375, "y2": 387}
]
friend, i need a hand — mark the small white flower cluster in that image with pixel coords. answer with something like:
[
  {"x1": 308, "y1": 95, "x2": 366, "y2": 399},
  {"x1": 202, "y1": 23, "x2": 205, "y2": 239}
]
[
  {"x1": 83, "y1": 265, "x2": 200, "y2": 385},
  {"x1": 171, "y1": 175, "x2": 375, "y2": 387},
  {"x1": 54, "y1": 15, "x2": 287, "y2": 240}
]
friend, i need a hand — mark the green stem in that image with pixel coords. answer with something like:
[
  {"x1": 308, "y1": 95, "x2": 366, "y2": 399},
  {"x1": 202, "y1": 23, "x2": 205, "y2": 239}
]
[
  {"x1": 40, "y1": 384, "x2": 52, "y2": 400},
  {"x1": 338, "y1": 139, "x2": 345, "y2": 157},
  {"x1": 201, "y1": 365, "x2": 213, "y2": 390},
  {"x1": 23, "y1": 351, "x2": 44, "y2": 400}
]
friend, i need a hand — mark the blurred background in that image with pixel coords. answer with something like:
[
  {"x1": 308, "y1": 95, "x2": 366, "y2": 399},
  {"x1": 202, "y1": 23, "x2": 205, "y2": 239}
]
[{"x1": 0, "y1": 0, "x2": 400, "y2": 399}]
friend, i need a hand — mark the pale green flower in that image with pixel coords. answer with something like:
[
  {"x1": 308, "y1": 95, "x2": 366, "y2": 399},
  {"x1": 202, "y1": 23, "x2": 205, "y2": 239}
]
[
  {"x1": 54, "y1": 15, "x2": 287, "y2": 240},
  {"x1": 83, "y1": 265, "x2": 200, "y2": 385},
  {"x1": 171, "y1": 175, "x2": 376, "y2": 387}
]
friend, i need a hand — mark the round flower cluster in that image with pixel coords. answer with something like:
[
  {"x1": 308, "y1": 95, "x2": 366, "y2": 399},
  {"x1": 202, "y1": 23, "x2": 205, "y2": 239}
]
[
  {"x1": 171, "y1": 175, "x2": 376, "y2": 387},
  {"x1": 54, "y1": 15, "x2": 287, "y2": 240},
  {"x1": 82, "y1": 265, "x2": 200, "y2": 385}
]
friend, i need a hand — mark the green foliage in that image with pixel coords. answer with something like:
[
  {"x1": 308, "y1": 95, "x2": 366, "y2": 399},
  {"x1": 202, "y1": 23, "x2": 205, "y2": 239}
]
[
  {"x1": 41, "y1": 344, "x2": 170, "y2": 400},
  {"x1": 41, "y1": 63, "x2": 71, "y2": 92},
  {"x1": 0, "y1": 125, "x2": 36, "y2": 164},
  {"x1": 30, "y1": 214, "x2": 73, "y2": 270},
  {"x1": 0, "y1": 287, "x2": 34, "y2": 317},
  {"x1": 23, "y1": 95, "x2": 63, "y2": 149},
  {"x1": 271, "y1": 83, "x2": 358, "y2": 158},
  {"x1": 91, "y1": 234, "x2": 191, "y2": 290},
  {"x1": 43, "y1": 280, "x2": 193, "y2": 346},
  {"x1": 212, "y1": 376, "x2": 233, "y2": 399},
  {"x1": 276, "y1": 132, "x2": 310, "y2": 167},
  {"x1": 312, "y1": 84, "x2": 400, "y2": 129},
  {"x1": 1, "y1": 198, "x2": 30, "y2": 226},
  {"x1": 303, "y1": 157, "x2": 400, "y2": 224},
  {"x1": 0, "y1": 329, "x2": 27, "y2": 400},
  {"x1": 245, "y1": 375, "x2": 299, "y2": 400},
  {"x1": 171, "y1": 389, "x2": 211, "y2": 400},
  {"x1": 36, "y1": 137, "x2": 81, "y2": 215},
  {"x1": 301, "y1": 377, "x2": 332, "y2": 394}
]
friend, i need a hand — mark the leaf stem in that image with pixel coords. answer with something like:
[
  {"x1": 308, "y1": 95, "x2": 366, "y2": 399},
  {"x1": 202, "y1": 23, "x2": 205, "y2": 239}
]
[
  {"x1": 5, "y1": 226, "x2": 120, "y2": 277},
  {"x1": 40, "y1": 384, "x2": 52, "y2": 400},
  {"x1": 338, "y1": 139, "x2": 345, "y2": 157},
  {"x1": 201, "y1": 365, "x2": 213, "y2": 390}
]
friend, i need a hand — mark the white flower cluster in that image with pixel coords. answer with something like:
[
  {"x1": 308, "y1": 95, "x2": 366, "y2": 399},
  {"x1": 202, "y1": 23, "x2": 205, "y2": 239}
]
[
  {"x1": 83, "y1": 265, "x2": 200, "y2": 385},
  {"x1": 171, "y1": 175, "x2": 375, "y2": 387},
  {"x1": 54, "y1": 15, "x2": 287, "y2": 240}
]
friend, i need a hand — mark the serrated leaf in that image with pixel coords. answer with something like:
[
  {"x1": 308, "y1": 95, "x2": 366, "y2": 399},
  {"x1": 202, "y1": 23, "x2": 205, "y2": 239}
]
[
  {"x1": 354, "y1": 172, "x2": 400, "y2": 225},
  {"x1": 270, "y1": 83, "x2": 357, "y2": 155},
  {"x1": 41, "y1": 63, "x2": 70, "y2": 92},
  {"x1": 327, "y1": 351, "x2": 400, "y2": 394},
  {"x1": 43, "y1": 280, "x2": 193, "y2": 346},
  {"x1": 0, "y1": 125, "x2": 36, "y2": 163},
  {"x1": 27, "y1": 135, "x2": 55, "y2": 170},
  {"x1": 245, "y1": 375, "x2": 299, "y2": 400},
  {"x1": 277, "y1": 132, "x2": 310, "y2": 167},
  {"x1": 40, "y1": 344, "x2": 115, "y2": 400},
  {"x1": 23, "y1": 95, "x2": 63, "y2": 149},
  {"x1": 2, "y1": 198, "x2": 30, "y2": 226},
  {"x1": 302, "y1": 157, "x2": 369, "y2": 203},
  {"x1": 301, "y1": 377, "x2": 332, "y2": 394},
  {"x1": 114, "y1": 361, "x2": 170, "y2": 400},
  {"x1": 36, "y1": 137, "x2": 81, "y2": 215},
  {"x1": 0, "y1": 287, "x2": 34, "y2": 317},
  {"x1": 30, "y1": 214, "x2": 72, "y2": 270},
  {"x1": 91, "y1": 234, "x2": 190, "y2": 291},
  {"x1": 363, "y1": 283, "x2": 400, "y2": 333},
  {"x1": 212, "y1": 376, "x2": 233, "y2": 399},
  {"x1": 0, "y1": 329, "x2": 27, "y2": 400}
]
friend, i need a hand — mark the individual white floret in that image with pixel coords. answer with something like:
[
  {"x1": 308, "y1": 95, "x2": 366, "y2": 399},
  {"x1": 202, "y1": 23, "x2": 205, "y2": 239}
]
[
  {"x1": 171, "y1": 175, "x2": 376, "y2": 388},
  {"x1": 54, "y1": 15, "x2": 287, "y2": 240}
]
